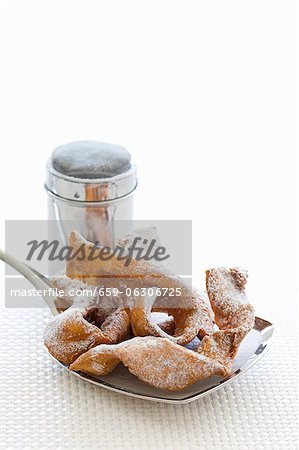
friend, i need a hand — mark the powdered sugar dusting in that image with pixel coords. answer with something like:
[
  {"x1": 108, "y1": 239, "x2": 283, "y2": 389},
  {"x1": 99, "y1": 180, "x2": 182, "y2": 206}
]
[
  {"x1": 43, "y1": 309, "x2": 102, "y2": 364},
  {"x1": 70, "y1": 336, "x2": 228, "y2": 391},
  {"x1": 46, "y1": 260, "x2": 255, "y2": 391}
]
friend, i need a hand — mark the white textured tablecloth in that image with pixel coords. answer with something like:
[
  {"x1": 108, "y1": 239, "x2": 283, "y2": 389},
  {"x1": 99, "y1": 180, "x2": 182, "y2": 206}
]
[{"x1": 0, "y1": 273, "x2": 298, "y2": 449}]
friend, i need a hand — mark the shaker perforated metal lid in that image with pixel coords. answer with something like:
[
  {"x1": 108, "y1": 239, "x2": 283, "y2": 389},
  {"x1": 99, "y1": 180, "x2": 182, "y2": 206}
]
[{"x1": 45, "y1": 141, "x2": 137, "y2": 202}]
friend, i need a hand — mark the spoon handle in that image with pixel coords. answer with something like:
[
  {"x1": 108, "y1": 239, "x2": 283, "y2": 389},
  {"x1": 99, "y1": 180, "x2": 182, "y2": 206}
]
[{"x1": 0, "y1": 249, "x2": 59, "y2": 316}]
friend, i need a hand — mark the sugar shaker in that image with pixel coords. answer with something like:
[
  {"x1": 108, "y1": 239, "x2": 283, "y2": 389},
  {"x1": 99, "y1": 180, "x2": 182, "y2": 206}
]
[{"x1": 45, "y1": 140, "x2": 137, "y2": 247}]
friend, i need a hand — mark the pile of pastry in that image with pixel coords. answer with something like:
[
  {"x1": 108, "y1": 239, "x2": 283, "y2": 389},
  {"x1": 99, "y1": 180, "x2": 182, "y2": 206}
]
[{"x1": 44, "y1": 231, "x2": 255, "y2": 392}]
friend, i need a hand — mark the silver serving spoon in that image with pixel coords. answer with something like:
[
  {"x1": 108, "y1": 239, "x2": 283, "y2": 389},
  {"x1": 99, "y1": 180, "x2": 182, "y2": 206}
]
[{"x1": 0, "y1": 249, "x2": 59, "y2": 316}]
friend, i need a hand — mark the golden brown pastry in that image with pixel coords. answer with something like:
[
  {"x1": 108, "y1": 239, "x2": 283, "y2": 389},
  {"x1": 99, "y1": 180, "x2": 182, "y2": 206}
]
[
  {"x1": 199, "y1": 267, "x2": 255, "y2": 366},
  {"x1": 69, "y1": 267, "x2": 255, "y2": 390},
  {"x1": 66, "y1": 231, "x2": 214, "y2": 345},
  {"x1": 154, "y1": 315, "x2": 176, "y2": 336},
  {"x1": 70, "y1": 336, "x2": 229, "y2": 391},
  {"x1": 44, "y1": 307, "x2": 130, "y2": 365},
  {"x1": 129, "y1": 297, "x2": 213, "y2": 345},
  {"x1": 50, "y1": 275, "x2": 100, "y2": 312}
]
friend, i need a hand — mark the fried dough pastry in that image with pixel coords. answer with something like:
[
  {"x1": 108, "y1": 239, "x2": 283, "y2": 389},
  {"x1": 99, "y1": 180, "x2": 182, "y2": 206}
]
[
  {"x1": 66, "y1": 231, "x2": 214, "y2": 344},
  {"x1": 154, "y1": 315, "x2": 176, "y2": 336},
  {"x1": 44, "y1": 307, "x2": 130, "y2": 365},
  {"x1": 198, "y1": 267, "x2": 255, "y2": 368},
  {"x1": 129, "y1": 295, "x2": 213, "y2": 345},
  {"x1": 50, "y1": 275, "x2": 102, "y2": 312},
  {"x1": 69, "y1": 267, "x2": 255, "y2": 391},
  {"x1": 70, "y1": 336, "x2": 229, "y2": 391}
]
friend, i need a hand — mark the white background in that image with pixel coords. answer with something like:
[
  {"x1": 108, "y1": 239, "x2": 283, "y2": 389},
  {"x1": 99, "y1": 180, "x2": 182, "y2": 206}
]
[
  {"x1": 1, "y1": 0, "x2": 297, "y2": 317},
  {"x1": 0, "y1": 1, "x2": 298, "y2": 448}
]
